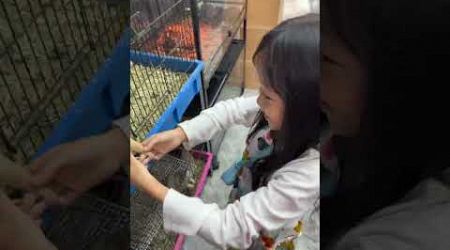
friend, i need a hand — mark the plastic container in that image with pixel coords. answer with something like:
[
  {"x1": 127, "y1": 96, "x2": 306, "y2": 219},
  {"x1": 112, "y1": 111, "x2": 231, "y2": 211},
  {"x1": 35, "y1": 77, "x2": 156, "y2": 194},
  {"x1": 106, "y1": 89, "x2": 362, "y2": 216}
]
[{"x1": 130, "y1": 51, "x2": 204, "y2": 138}]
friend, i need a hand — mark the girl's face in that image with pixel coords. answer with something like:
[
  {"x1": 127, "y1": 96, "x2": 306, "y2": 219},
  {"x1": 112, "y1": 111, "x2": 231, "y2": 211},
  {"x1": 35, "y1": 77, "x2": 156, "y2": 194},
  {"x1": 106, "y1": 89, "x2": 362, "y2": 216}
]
[
  {"x1": 257, "y1": 84, "x2": 285, "y2": 131},
  {"x1": 321, "y1": 28, "x2": 366, "y2": 136}
]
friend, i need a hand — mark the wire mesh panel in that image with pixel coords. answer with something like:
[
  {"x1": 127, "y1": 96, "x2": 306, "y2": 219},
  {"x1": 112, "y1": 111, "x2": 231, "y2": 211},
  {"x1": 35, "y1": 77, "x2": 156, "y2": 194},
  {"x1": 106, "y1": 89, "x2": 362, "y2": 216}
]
[
  {"x1": 196, "y1": 0, "x2": 246, "y2": 83},
  {"x1": 131, "y1": 151, "x2": 204, "y2": 250},
  {"x1": 0, "y1": 0, "x2": 128, "y2": 163},
  {"x1": 130, "y1": 0, "x2": 198, "y2": 140},
  {"x1": 45, "y1": 193, "x2": 130, "y2": 250},
  {"x1": 130, "y1": 0, "x2": 196, "y2": 59},
  {"x1": 131, "y1": 0, "x2": 182, "y2": 29}
]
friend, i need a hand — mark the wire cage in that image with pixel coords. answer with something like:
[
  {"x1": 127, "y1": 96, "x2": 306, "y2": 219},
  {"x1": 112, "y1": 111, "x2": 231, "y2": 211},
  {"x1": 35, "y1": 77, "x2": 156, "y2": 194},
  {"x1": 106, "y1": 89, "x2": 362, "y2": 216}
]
[
  {"x1": 131, "y1": 0, "x2": 247, "y2": 84},
  {"x1": 0, "y1": 0, "x2": 128, "y2": 163},
  {"x1": 194, "y1": 0, "x2": 246, "y2": 83},
  {"x1": 131, "y1": 149, "x2": 208, "y2": 250},
  {"x1": 130, "y1": 0, "x2": 199, "y2": 141},
  {"x1": 44, "y1": 191, "x2": 130, "y2": 250},
  {"x1": 130, "y1": 0, "x2": 198, "y2": 59}
]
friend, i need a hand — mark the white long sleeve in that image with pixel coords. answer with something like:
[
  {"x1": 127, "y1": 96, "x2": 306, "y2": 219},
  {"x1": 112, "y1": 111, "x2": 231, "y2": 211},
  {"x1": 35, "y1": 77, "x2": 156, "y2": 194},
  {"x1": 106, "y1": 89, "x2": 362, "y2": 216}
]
[
  {"x1": 178, "y1": 96, "x2": 260, "y2": 150},
  {"x1": 163, "y1": 149, "x2": 320, "y2": 249}
]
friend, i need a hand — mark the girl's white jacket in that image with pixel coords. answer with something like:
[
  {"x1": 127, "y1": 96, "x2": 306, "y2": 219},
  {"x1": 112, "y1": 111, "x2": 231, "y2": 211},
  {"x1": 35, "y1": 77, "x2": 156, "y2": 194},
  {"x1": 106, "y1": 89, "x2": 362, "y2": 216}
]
[{"x1": 163, "y1": 96, "x2": 320, "y2": 249}]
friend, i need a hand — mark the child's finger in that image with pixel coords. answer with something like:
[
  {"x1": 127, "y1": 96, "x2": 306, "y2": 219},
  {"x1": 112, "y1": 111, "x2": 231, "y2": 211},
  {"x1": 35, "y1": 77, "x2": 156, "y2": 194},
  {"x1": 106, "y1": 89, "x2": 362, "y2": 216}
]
[
  {"x1": 138, "y1": 153, "x2": 153, "y2": 164},
  {"x1": 137, "y1": 154, "x2": 145, "y2": 161},
  {"x1": 142, "y1": 152, "x2": 158, "y2": 162},
  {"x1": 21, "y1": 192, "x2": 38, "y2": 211},
  {"x1": 37, "y1": 187, "x2": 61, "y2": 205},
  {"x1": 30, "y1": 201, "x2": 47, "y2": 219},
  {"x1": 130, "y1": 139, "x2": 145, "y2": 153},
  {"x1": 138, "y1": 154, "x2": 149, "y2": 164},
  {"x1": 142, "y1": 136, "x2": 159, "y2": 151},
  {"x1": 12, "y1": 198, "x2": 23, "y2": 207},
  {"x1": 137, "y1": 155, "x2": 145, "y2": 164},
  {"x1": 141, "y1": 157, "x2": 150, "y2": 165},
  {"x1": 30, "y1": 165, "x2": 59, "y2": 187},
  {"x1": 154, "y1": 154, "x2": 162, "y2": 161},
  {"x1": 58, "y1": 191, "x2": 79, "y2": 206},
  {"x1": 34, "y1": 219, "x2": 43, "y2": 228},
  {"x1": 147, "y1": 153, "x2": 162, "y2": 161}
]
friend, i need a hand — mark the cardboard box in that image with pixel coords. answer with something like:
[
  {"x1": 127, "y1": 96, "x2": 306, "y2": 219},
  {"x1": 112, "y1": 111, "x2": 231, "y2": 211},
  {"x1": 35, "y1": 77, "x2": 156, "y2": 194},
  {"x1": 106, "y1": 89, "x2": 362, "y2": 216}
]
[
  {"x1": 245, "y1": 27, "x2": 270, "y2": 60},
  {"x1": 245, "y1": 60, "x2": 261, "y2": 89},
  {"x1": 247, "y1": 0, "x2": 284, "y2": 28},
  {"x1": 244, "y1": 0, "x2": 284, "y2": 89}
]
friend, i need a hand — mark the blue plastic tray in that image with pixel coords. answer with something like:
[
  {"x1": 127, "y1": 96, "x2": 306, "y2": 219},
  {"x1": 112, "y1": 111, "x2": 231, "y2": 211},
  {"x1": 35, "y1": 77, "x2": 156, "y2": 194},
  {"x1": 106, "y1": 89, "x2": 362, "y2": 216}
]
[
  {"x1": 130, "y1": 52, "x2": 203, "y2": 194},
  {"x1": 130, "y1": 51, "x2": 204, "y2": 138}
]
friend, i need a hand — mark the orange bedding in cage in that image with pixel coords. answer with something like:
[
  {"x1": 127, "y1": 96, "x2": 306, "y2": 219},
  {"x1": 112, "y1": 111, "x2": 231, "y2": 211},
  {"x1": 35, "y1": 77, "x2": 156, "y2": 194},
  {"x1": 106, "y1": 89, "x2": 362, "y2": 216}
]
[{"x1": 145, "y1": 19, "x2": 225, "y2": 61}]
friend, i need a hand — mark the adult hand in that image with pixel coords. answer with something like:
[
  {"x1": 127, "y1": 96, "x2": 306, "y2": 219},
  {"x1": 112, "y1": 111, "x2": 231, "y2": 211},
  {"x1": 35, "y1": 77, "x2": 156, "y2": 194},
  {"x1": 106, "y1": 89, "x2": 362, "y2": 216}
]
[
  {"x1": 139, "y1": 127, "x2": 187, "y2": 164},
  {"x1": 29, "y1": 128, "x2": 128, "y2": 205}
]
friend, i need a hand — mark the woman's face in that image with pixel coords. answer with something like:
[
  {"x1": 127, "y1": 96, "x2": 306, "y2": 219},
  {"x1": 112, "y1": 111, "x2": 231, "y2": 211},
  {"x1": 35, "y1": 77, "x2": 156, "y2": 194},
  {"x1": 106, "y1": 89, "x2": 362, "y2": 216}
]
[
  {"x1": 257, "y1": 84, "x2": 285, "y2": 131},
  {"x1": 321, "y1": 29, "x2": 366, "y2": 136}
]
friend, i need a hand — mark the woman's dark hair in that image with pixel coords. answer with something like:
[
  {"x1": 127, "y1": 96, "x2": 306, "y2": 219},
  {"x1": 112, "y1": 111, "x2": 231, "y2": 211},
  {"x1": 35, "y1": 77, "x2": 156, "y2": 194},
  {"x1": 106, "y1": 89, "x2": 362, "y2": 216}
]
[
  {"x1": 322, "y1": 0, "x2": 450, "y2": 246},
  {"x1": 250, "y1": 14, "x2": 320, "y2": 188}
]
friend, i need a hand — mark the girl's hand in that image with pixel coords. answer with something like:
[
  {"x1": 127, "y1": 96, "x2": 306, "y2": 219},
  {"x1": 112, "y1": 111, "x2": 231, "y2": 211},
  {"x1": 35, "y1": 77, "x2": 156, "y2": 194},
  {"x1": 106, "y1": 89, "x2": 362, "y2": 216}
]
[
  {"x1": 140, "y1": 127, "x2": 188, "y2": 164},
  {"x1": 12, "y1": 192, "x2": 47, "y2": 227},
  {"x1": 130, "y1": 154, "x2": 168, "y2": 203},
  {"x1": 0, "y1": 192, "x2": 56, "y2": 250},
  {"x1": 29, "y1": 128, "x2": 128, "y2": 205},
  {"x1": 130, "y1": 138, "x2": 145, "y2": 154}
]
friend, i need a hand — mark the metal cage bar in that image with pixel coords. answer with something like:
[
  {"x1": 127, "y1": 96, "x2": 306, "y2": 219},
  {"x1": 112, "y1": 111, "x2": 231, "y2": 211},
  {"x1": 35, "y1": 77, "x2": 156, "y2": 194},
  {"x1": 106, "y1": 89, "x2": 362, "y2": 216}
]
[
  {"x1": 131, "y1": 152, "x2": 204, "y2": 250},
  {"x1": 45, "y1": 193, "x2": 130, "y2": 250},
  {"x1": 0, "y1": 0, "x2": 128, "y2": 163},
  {"x1": 130, "y1": 0, "x2": 198, "y2": 141}
]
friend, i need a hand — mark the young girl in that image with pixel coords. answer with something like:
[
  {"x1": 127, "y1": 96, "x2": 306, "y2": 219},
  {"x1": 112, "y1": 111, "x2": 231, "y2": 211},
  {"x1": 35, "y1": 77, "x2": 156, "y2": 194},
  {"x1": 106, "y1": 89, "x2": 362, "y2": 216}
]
[{"x1": 132, "y1": 14, "x2": 320, "y2": 249}]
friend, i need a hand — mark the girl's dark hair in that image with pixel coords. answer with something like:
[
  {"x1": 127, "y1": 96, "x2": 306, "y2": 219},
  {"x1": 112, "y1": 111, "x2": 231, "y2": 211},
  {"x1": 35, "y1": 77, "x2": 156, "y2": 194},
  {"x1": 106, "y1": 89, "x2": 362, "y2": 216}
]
[
  {"x1": 250, "y1": 14, "x2": 320, "y2": 188},
  {"x1": 322, "y1": 0, "x2": 450, "y2": 246}
]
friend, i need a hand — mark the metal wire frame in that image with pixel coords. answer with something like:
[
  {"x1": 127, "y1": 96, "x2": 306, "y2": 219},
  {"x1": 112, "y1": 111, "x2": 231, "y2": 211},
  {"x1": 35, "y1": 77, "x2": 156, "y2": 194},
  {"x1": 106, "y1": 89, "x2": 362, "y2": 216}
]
[
  {"x1": 130, "y1": 0, "x2": 198, "y2": 141},
  {"x1": 0, "y1": 0, "x2": 128, "y2": 163},
  {"x1": 131, "y1": 152, "x2": 203, "y2": 250},
  {"x1": 131, "y1": 0, "x2": 181, "y2": 26},
  {"x1": 195, "y1": 0, "x2": 246, "y2": 84},
  {"x1": 45, "y1": 193, "x2": 130, "y2": 250},
  {"x1": 200, "y1": 0, "x2": 246, "y2": 3}
]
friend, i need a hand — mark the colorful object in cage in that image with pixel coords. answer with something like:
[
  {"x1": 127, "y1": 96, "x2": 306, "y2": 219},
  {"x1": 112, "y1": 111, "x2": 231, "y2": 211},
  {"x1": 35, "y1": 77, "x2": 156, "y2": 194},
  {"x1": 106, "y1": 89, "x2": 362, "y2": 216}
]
[
  {"x1": 146, "y1": 18, "x2": 225, "y2": 61},
  {"x1": 154, "y1": 19, "x2": 196, "y2": 59}
]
